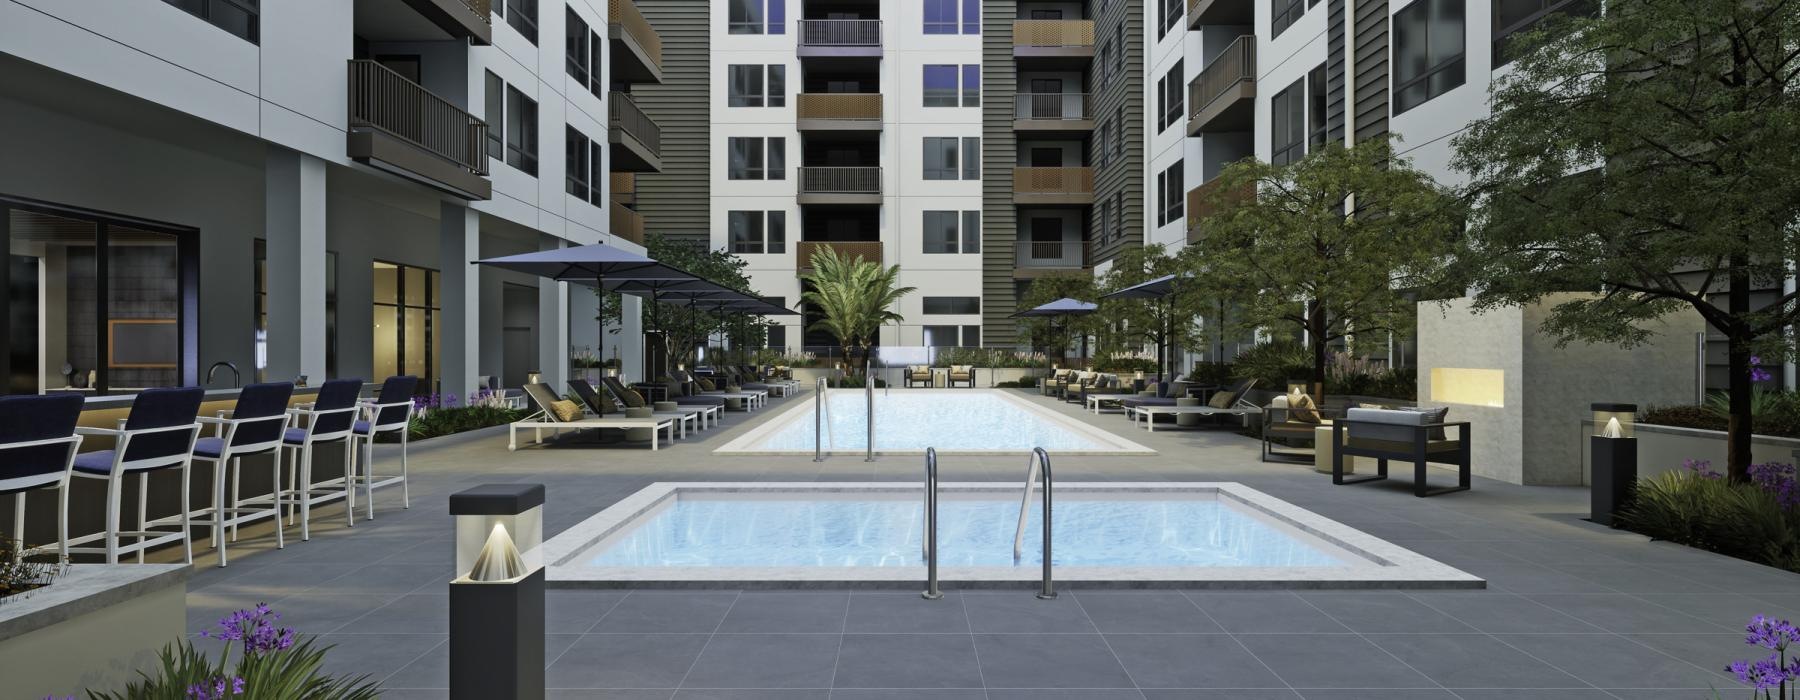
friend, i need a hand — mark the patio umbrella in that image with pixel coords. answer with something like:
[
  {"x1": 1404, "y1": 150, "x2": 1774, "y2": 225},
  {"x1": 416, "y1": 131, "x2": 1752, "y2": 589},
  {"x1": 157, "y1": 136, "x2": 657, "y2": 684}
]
[
  {"x1": 1101, "y1": 273, "x2": 1187, "y2": 381},
  {"x1": 1009, "y1": 297, "x2": 1098, "y2": 368}
]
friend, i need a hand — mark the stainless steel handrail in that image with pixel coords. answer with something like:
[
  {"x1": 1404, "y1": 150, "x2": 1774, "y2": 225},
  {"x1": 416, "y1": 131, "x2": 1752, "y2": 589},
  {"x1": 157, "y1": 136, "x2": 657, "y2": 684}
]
[
  {"x1": 864, "y1": 360, "x2": 876, "y2": 462},
  {"x1": 814, "y1": 376, "x2": 828, "y2": 462},
  {"x1": 1012, "y1": 447, "x2": 1056, "y2": 599},
  {"x1": 921, "y1": 447, "x2": 943, "y2": 600}
]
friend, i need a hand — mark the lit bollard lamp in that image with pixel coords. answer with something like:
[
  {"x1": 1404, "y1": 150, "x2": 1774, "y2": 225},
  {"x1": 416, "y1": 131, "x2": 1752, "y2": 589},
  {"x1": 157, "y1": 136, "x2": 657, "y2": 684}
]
[
  {"x1": 1589, "y1": 403, "x2": 1637, "y2": 526},
  {"x1": 449, "y1": 484, "x2": 546, "y2": 700}
]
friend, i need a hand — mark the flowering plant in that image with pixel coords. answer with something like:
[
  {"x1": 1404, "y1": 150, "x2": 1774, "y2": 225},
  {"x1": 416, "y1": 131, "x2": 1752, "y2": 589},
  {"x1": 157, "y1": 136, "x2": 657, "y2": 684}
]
[
  {"x1": 73, "y1": 604, "x2": 379, "y2": 700},
  {"x1": 1725, "y1": 615, "x2": 1800, "y2": 698}
]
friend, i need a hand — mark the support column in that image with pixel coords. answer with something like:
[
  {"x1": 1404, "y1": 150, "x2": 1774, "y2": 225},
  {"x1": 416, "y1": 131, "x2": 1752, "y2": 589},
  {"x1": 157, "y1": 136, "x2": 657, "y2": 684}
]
[
  {"x1": 265, "y1": 147, "x2": 328, "y2": 384},
  {"x1": 440, "y1": 202, "x2": 479, "y2": 399},
  {"x1": 619, "y1": 295, "x2": 644, "y2": 383},
  {"x1": 537, "y1": 235, "x2": 569, "y2": 391}
]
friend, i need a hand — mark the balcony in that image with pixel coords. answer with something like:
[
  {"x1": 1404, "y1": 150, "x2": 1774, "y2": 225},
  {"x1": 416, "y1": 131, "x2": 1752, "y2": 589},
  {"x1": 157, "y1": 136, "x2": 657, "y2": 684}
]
[
  {"x1": 798, "y1": 20, "x2": 883, "y2": 58},
  {"x1": 1013, "y1": 20, "x2": 1095, "y2": 63},
  {"x1": 797, "y1": 94, "x2": 883, "y2": 131},
  {"x1": 610, "y1": 172, "x2": 636, "y2": 205},
  {"x1": 609, "y1": 92, "x2": 662, "y2": 172},
  {"x1": 1188, "y1": 35, "x2": 1256, "y2": 135},
  {"x1": 798, "y1": 167, "x2": 882, "y2": 205},
  {"x1": 611, "y1": 201, "x2": 645, "y2": 246},
  {"x1": 353, "y1": 0, "x2": 491, "y2": 45},
  {"x1": 1013, "y1": 167, "x2": 1094, "y2": 205},
  {"x1": 609, "y1": 0, "x2": 663, "y2": 84},
  {"x1": 797, "y1": 241, "x2": 882, "y2": 274},
  {"x1": 1188, "y1": 0, "x2": 1252, "y2": 28},
  {"x1": 345, "y1": 60, "x2": 491, "y2": 200},
  {"x1": 1013, "y1": 240, "x2": 1092, "y2": 279},
  {"x1": 1186, "y1": 176, "x2": 1255, "y2": 244},
  {"x1": 1013, "y1": 92, "x2": 1093, "y2": 134}
]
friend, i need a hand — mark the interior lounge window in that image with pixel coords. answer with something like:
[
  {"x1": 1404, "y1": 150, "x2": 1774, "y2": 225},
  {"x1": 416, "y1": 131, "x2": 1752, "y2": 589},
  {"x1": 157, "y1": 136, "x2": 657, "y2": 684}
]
[
  {"x1": 1271, "y1": 78, "x2": 1305, "y2": 166},
  {"x1": 505, "y1": 86, "x2": 539, "y2": 175},
  {"x1": 1393, "y1": 0, "x2": 1466, "y2": 114},
  {"x1": 371, "y1": 262, "x2": 440, "y2": 388},
  {"x1": 1272, "y1": 0, "x2": 1303, "y2": 38},
  {"x1": 255, "y1": 241, "x2": 337, "y2": 382}
]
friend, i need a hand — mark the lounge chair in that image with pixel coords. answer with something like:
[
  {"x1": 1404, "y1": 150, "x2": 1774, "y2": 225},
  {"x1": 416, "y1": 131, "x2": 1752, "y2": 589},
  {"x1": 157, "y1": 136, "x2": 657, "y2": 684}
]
[
  {"x1": 1129, "y1": 385, "x2": 1264, "y2": 432},
  {"x1": 510, "y1": 383, "x2": 675, "y2": 451},
  {"x1": 1261, "y1": 395, "x2": 1347, "y2": 463},
  {"x1": 676, "y1": 370, "x2": 765, "y2": 410},
  {"x1": 600, "y1": 376, "x2": 721, "y2": 429},
  {"x1": 1077, "y1": 374, "x2": 1136, "y2": 412},
  {"x1": 904, "y1": 365, "x2": 933, "y2": 388},
  {"x1": 947, "y1": 365, "x2": 974, "y2": 388},
  {"x1": 739, "y1": 365, "x2": 799, "y2": 392},
  {"x1": 722, "y1": 366, "x2": 787, "y2": 398},
  {"x1": 571, "y1": 379, "x2": 702, "y2": 437}
]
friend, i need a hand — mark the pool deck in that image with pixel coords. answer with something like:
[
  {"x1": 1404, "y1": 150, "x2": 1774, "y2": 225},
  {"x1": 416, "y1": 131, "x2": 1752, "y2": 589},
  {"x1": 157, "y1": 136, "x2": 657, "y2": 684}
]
[{"x1": 175, "y1": 387, "x2": 1800, "y2": 699}]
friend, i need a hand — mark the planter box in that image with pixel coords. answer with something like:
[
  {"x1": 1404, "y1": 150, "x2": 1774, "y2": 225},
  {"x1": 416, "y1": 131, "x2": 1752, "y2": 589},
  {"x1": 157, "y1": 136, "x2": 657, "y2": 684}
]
[
  {"x1": 983, "y1": 367, "x2": 1043, "y2": 387},
  {"x1": 1580, "y1": 421, "x2": 1800, "y2": 484},
  {"x1": 0, "y1": 564, "x2": 189, "y2": 697}
]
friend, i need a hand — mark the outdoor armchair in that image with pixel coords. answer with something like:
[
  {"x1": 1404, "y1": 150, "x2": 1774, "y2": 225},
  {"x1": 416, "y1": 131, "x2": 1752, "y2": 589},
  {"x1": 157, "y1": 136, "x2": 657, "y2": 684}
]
[{"x1": 1330, "y1": 407, "x2": 1472, "y2": 497}]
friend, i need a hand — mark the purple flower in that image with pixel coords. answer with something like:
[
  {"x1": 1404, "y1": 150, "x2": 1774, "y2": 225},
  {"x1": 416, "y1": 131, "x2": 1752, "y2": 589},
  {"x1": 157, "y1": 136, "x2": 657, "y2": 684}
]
[
  {"x1": 1728, "y1": 615, "x2": 1800, "y2": 692},
  {"x1": 1747, "y1": 462, "x2": 1800, "y2": 510},
  {"x1": 1684, "y1": 459, "x2": 1722, "y2": 479},
  {"x1": 1746, "y1": 615, "x2": 1799, "y2": 651},
  {"x1": 203, "y1": 605, "x2": 296, "y2": 657}
]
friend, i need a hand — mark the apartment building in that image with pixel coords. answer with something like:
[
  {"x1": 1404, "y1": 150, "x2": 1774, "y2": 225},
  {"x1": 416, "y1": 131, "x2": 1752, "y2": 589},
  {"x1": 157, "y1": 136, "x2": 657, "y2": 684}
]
[{"x1": 0, "y1": 0, "x2": 664, "y2": 397}]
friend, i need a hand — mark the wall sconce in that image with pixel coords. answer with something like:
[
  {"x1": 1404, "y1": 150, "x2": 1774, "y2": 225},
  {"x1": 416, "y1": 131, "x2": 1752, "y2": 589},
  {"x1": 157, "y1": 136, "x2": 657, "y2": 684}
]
[
  {"x1": 1287, "y1": 379, "x2": 1308, "y2": 397},
  {"x1": 450, "y1": 484, "x2": 546, "y2": 699},
  {"x1": 1589, "y1": 403, "x2": 1638, "y2": 526},
  {"x1": 526, "y1": 370, "x2": 542, "y2": 385},
  {"x1": 604, "y1": 367, "x2": 619, "y2": 378}
]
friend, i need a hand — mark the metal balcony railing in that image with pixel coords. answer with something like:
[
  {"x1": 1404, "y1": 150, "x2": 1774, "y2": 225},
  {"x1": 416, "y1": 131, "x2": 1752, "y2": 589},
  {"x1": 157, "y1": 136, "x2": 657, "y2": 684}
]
[
  {"x1": 1014, "y1": 167, "x2": 1095, "y2": 195},
  {"x1": 1015, "y1": 240, "x2": 1090, "y2": 266},
  {"x1": 799, "y1": 19, "x2": 882, "y2": 46},
  {"x1": 1191, "y1": 35, "x2": 1256, "y2": 121},
  {"x1": 1013, "y1": 20, "x2": 1096, "y2": 48},
  {"x1": 465, "y1": 0, "x2": 492, "y2": 24},
  {"x1": 1015, "y1": 93, "x2": 1092, "y2": 120},
  {"x1": 799, "y1": 167, "x2": 882, "y2": 194},
  {"x1": 609, "y1": 0, "x2": 663, "y2": 70},
  {"x1": 608, "y1": 92, "x2": 662, "y2": 158},
  {"x1": 798, "y1": 241, "x2": 882, "y2": 269},
  {"x1": 346, "y1": 59, "x2": 488, "y2": 176},
  {"x1": 797, "y1": 93, "x2": 883, "y2": 121}
]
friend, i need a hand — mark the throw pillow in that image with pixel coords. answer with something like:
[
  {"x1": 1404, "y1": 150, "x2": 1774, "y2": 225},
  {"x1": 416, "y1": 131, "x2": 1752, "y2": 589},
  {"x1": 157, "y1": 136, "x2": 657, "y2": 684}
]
[
  {"x1": 549, "y1": 399, "x2": 583, "y2": 423},
  {"x1": 1207, "y1": 388, "x2": 1236, "y2": 409},
  {"x1": 1398, "y1": 406, "x2": 1451, "y2": 440},
  {"x1": 625, "y1": 389, "x2": 645, "y2": 407},
  {"x1": 1288, "y1": 393, "x2": 1322, "y2": 423},
  {"x1": 697, "y1": 377, "x2": 716, "y2": 391}
]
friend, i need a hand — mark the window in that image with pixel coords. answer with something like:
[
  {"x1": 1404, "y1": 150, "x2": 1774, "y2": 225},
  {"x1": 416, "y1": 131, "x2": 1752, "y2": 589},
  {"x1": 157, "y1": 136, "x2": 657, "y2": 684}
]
[
  {"x1": 589, "y1": 141, "x2": 604, "y2": 205},
  {"x1": 923, "y1": 65, "x2": 959, "y2": 106},
  {"x1": 728, "y1": 137, "x2": 785, "y2": 180},
  {"x1": 922, "y1": 211, "x2": 981, "y2": 253},
  {"x1": 923, "y1": 137, "x2": 957, "y2": 180},
  {"x1": 1159, "y1": 0, "x2": 1183, "y2": 37},
  {"x1": 728, "y1": 211, "x2": 786, "y2": 254},
  {"x1": 962, "y1": 137, "x2": 981, "y2": 179},
  {"x1": 1308, "y1": 64, "x2": 1329, "y2": 149},
  {"x1": 1112, "y1": 192, "x2": 1125, "y2": 241},
  {"x1": 1493, "y1": 0, "x2": 1592, "y2": 66},
  {"x1": 1271, "y1": 78, "x2": 1305, "y2": 166},
  {"x1": 565, "y1": 8, "x2": 602, "y2": 96},
  {"x1": 1272, "y1": 0, "x2": 1303, "y2": 38},
  {"x1": 1393, "y1": 0, "x2": 1466, "y2": 114},
  {"x1": 566, "y1": 126, "x2": 592, "y2": 200},
  {"x1": 963, "y1": 0, "x2": 981, "y2": 33},
  {"x1": 923, "y1": 297, "x2": 981, "y2": 315},
  {"x1": 923, "y1": 325, "x2": 979, "y2": 347},
  {"x1": 371, "y1": 262, "x2": 440, "y2": 388},
  {"x1": 923, "y1": 0, "x2": 958, "y2": 34},
  {"x1": 1158, "y1": 61, "x2": 1184, "y2": 131},
  {"x1": 1094, "y1": 119, "x2": 1108, "y2": 169},
  {"x1": 1112, "y1": 107, "x2": 1124, "y2": 159},
  {"x1": 962, "y1": 65, "x2": 981, "y2": 107},
  {"x1": 1096, "y1": 39, "x2": 1110, "y2": 85},
  {"x1": 729, "y1": 65, "x2": 765, "y2": 107},
  {"x1": 767, "y1": 325, "x2": 788, "y2": 349},
  {"x1": 961, "y1": 211, "x2": 981, "y2": 253},
  {"x1": 162, "y1": 0, "x2": 259, "y2": 43},
  {"x1": 1114, "y1": 24, "x2": 1126, "y2": 75},
  {"x1": 730, "y1": 0, "x2": 784, "y2": 34},
  {"x1": 1157, "y1": 162, "x2": 1184, "y2": 226},
  {"x1": 505, "y1": 86, "x2": 538, "y2": 175},
  {"x1": 507, "y1": 0, "x2": 538, "y2": 43},
  {"x1": 485, "y1": 71, "x2": 505, "y2": 161},
  {"x1": 768, "y1": 66, "x2": 786, "y2": 106}
]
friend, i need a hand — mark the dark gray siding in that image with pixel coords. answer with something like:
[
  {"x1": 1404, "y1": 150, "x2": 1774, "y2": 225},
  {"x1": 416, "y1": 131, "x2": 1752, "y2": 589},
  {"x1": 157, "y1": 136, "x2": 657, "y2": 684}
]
[
  {"x1": 1090, "y1": 0, "x2": 1143, "y2": 265},
  {"x1": 1351, "y1": 0, "x2": 1390, "y2": 143},
  {"x1": 1325, "y1": 0, "x2": 1347, "y2": 143},
  {"x1": 631, "y1": 1, "x2": 709, "y2": 246},
  {"x1": 980, "y1": 0, "x2": 1021, "y2": 347}
]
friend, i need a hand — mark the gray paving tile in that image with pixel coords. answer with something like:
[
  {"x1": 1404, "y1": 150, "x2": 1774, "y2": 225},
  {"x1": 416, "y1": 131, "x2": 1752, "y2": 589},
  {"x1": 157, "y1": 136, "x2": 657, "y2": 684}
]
[
  {"x1": 383, "y1": 634, "x2": 581, "y2": 689},
  {"x1": 1404, "y1": 591, "x2": 1600, "y2": 634},
  {"x1": 1294, "y1": 691, "x2": 1458, "y2": 700},
  {"x1": 716, "y1": 591, "x2": 850, "y2": 633},
  {"x1": 1527, "y1": 594, "x2": 1727, "y2": 634},
  {"x1": 545, "y1": 634, "x2": 710, "y2": 689},
  {"x1": 1460, "y1": 563, "x2": 1602, "y2": 595},
  {"x1": 1548, "y1": 564, "x2": 1712, "y2": 596},
  {"x1": 679, "y1": 633, "x2": 840, "y2": 689},
  {"x1": 674, "y1": 691, "x2": 830, "y2": 700},
  {"x1": 1073, "y1": 590, "x2": 1223, "y2": 633},
  {"x1": 1366, "y1": 633, "x2": 1587, "y2": 688},
  {"x1": 831, "y1": 634, "x2": 984, "y2": 689},
  {"x1": 985, "y1": 692, "x2": 1144, "y2": 700},
  {"x1": 1235, "y1": 634, "x2": 1437, "y2": 690},
  {"x1": 971, "y1": 633, "x2": 1134, "y2": 689},
  {"x1": 1184, "y1": 592, "x2": 1351, "y2": 633},
  {"x1": 1139, "y1": 691, "x2": 1301, "y2": 700},
  {"x1": 1631, "y1": 594, "x2": 1799, "y2": 630},
  {"x1": 1297, "y1": 592, "x2": 1476, "y2": 633},
  {"x1": 827, "y1": 691, "x2": 986, "y2": 700},
  {"x1": 309, "y1": 633, "x2": 445, "y2": 683},
  {"x1": 1621, "y1": 633, "x2": 1750, "y2": 683},
  {"x1": 338, "y1": 593, "x2": 449, "y2": 634},
  {"x1": 1448, "y1": 692, "x2": 1616, "y2": 700},
  {"x1": 188, "y1": 561, "x2": 364, "y2": 597},
  {"x1": 961, "y1": 592, "x2": 1097, "y2": 633},
  {"x1": 1493, "y1": 634, "x2": 1727, "y2": 689},
  {"x1": 548, "y1": 691, "x2": 674, "y2": 700},
  {"x1": 270, "y1": 592, "x2": 405, "y2": 635},
  {"x1": 546, "y1": 589, "x2": 631, "y2": 634},
  {"x1": 1105, "y1": 633, "x2": 1285, "y2": 688},
  {"x1": 592, "y1": 591, "x2": 739, "y2": 633},
  {"x1": 845, "y1": 592, "x2": 970, "y2": 633}
]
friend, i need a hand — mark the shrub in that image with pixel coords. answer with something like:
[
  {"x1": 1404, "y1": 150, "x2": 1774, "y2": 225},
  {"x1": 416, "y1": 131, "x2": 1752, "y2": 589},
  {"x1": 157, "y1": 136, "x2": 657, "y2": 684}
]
[
  {"x1": 831, "y1": 376, "x2": 889, "y2": 388},
  {"x1": 1229, "y1": 341, "x2": 1312, "y2": 388},
  {"x1": 1644, "y1": 390, "x2": 1800, "y2": 439},
  {"x1": 932, "y1": 347, "x2": 1041, "y2": 368},
  {"x1": 1094, "y1": 355, "x2": 1158, "y2": 374},
  {"x1": 79, "y1": 604, "x2": 379, "y2": 699},
  {"x1": 1618, "y1": 461, "x2": 1800, "y2": 574},
  {"x1": 1185, "y1": 361, "x2": 1236, "y2": 386},
  {"x1": 396, "y1": 405, "x2": 529, "y2": 442},
  {"x1": 0, "y1": 531, "x2": 62, "y2": 601}
]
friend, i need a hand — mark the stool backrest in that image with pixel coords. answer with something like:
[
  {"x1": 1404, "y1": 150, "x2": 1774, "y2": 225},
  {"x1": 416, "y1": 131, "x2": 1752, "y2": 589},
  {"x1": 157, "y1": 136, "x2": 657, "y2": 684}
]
[
  {"x1": 0, "y1": 393, "x2": 84, "y2": 482},
  {"x1": 230, "y1": 382, "x2": 295, "y2": 446},
  {"x1": 310, "y1": 378, "x2": 365, "y2": 435},
  {"x1": 372, "y1": 375, "x2": 419, "y2": 426},
  {"x1": 122, "y1": 386, "x2": 205, "y2": 462}
]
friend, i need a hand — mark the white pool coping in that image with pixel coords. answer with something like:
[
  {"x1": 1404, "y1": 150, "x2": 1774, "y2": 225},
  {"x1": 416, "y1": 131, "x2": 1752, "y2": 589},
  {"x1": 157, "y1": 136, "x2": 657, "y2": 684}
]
[
  {"x1": 543, "y1": 482, "x2": 1485, "y2": 590},
  {"x1": 712, "y1": 388, "x2": 1156, "y2": 456}
]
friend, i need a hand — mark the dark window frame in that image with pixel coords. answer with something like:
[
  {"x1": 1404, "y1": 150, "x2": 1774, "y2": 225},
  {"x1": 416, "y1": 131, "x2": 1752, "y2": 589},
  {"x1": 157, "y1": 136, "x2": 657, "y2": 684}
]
[
  {"x1": 922, "y1": 296, "x2": 981, "y2": 315},
  {"x1": 162, "y1": 0, "x2": 259, "y2": 44},
  {"x1": 505, "y1": 86, "x2": 539, "y2": 175},
  {"x1": 507, "y1": 0, "x2": 539, "y2": 44},
  {"x1": 566, "y1": 125, "x2": 592, "y2": 200},
  {"x1": 1271, "y1": 78, "x2": 1305, "y2": 166},
  {"x1": 1392, "y1": 0, "x2": 1467, "y2": 114},
  {"x1": 1272, "y1": 0, "x2": 1304, "y2": 38}
]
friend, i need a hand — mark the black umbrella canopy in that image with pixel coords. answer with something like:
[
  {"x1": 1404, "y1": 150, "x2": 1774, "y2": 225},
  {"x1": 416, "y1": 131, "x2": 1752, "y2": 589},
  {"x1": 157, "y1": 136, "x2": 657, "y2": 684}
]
[
  {"x1": 1009, "y1": 297, "x2": 1099, "y2": 318},
  {"x1": 472, "y1": 242, "x2": 692, "y2": 282},
  {"x1": 1101, "y1": 273, "x2": 1181, "y2": 300}
]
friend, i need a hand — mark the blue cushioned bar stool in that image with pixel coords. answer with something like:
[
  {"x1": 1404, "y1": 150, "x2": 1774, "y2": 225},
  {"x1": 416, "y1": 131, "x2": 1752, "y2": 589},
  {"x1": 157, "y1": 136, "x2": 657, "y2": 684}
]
[
  {"x1": 0, "y1": 394, "x2": 86, "y2": 561},
  {"x1": 280, "y1": 378, "x2": 363, "y2": 540},
  {"x1": 190, "y1": 382, "x2": 294, "y2": 567},
  {"x1": 350, "y1": 375, "x2": 418, "y2": 520},
  {"x1": 67, "y1": 386, "x2": 205, "y2": 564}
]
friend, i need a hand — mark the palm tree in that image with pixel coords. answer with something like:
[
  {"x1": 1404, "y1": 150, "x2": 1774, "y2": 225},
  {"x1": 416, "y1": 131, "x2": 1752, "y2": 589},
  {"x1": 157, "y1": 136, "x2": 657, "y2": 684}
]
[{"x1": 799, "y1": 246, "x2": 916, "y2": 376}]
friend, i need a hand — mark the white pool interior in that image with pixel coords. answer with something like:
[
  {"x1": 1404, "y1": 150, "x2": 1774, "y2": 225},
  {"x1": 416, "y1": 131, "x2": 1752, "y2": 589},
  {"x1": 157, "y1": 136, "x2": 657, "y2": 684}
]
[
  {"x1": 545, "y1": 483, "x2": 1484, "y2": 588},
  {"x1": 715, "y1": 389, "x2": 1153, "y2": 454}
]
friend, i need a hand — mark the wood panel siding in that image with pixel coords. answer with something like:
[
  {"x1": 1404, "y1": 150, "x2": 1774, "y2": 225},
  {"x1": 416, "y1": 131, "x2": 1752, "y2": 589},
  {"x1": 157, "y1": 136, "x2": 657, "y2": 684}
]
[{"x1": 627, "y1": 1, "x2": 709, "y2": 246}]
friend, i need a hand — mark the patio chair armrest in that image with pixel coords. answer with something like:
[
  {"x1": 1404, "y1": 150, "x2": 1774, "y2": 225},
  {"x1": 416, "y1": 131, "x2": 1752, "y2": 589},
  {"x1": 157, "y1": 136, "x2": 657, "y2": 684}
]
[
  {"x1": 74, "y1": 426, "x2": 125, "y2": 437},
  {"x1": 0, "y1": 435, "x2": 84, "y2": 451}
]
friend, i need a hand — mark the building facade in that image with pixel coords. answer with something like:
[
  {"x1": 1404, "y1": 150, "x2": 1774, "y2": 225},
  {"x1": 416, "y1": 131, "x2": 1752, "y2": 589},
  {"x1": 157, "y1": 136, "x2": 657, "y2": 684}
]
[{"x1": 0, "y1": 0, "x2": 666, "y2": 397}]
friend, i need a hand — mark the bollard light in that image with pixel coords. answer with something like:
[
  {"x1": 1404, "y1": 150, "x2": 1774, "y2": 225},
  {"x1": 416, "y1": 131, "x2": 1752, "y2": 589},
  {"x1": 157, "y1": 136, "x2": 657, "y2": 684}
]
[
  {"x1": 449, "y1": 484, "x2": 546, "y2": 700},
  {"x1": 1589, "y1": 403, "x2": 1638, "y2": 526}
]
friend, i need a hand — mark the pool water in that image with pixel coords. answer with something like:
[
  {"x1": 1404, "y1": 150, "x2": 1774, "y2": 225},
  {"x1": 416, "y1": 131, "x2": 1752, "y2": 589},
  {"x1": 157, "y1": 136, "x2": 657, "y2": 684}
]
[
  {"x1": 740, "y1": 390, "x2": 1134, "y2": 452},
  {"x1": 585, "y1": 493, "x2": 1351, "y2": 568}
]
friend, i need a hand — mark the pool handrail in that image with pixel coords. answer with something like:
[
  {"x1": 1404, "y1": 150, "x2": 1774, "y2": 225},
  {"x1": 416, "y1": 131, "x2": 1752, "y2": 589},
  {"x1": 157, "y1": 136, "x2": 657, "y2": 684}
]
[
  {"x1": 921, "y1": 447, "x2": 943, "y2": 600},
  {"x1": 814, "y1": 375, "x2": 828, "y2": 462},
  {"x1": 865, "y1": 368, "x2": 876, "y2": 462},
  {"x1": 1013, "y1": 447, "x2": 1056, "y2": 599}
]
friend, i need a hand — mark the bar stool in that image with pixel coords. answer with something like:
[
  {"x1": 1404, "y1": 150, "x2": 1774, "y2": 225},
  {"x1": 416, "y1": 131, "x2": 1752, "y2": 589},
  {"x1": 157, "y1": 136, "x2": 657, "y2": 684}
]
[
  {"x1": 280, "y1": 378, "x2": 363, "y2": 540},
  {"x1": 190, "y1": 382, "x2": 294, "y2": 567},
  {"x1": 0, "y1": 394, "x2": 86, "y2": 561},
  {"x1": 349, "y1": 375, "x2": 418, "y2": 520},
  {"x1": 67, "y1": 386, "x2": 205, "y2": 564}
]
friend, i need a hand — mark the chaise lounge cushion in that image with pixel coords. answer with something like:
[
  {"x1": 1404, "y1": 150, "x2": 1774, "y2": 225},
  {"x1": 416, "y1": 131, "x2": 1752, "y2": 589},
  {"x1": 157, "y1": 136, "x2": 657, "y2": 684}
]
[{"x1": 550, "y1": 400, "x2": 583, "y2": 422}]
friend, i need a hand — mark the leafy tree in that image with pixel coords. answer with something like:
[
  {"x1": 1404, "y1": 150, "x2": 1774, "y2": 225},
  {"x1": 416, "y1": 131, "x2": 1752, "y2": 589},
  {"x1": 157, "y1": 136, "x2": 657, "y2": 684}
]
[
  {"x1": 1016, "y1": 274, "x2": 1102, "y2": 365},
  {"x1": 597, "y1": 234, "x2": 759, "y2": 374},
  {"x1": 1094, "y1": 244, "x2": 1210, "y2": 379},
  {"x1": 1450, "y1": 0, "x2": 1800, "y2": 480},
  {"x1": 1194, "y1": 139, "x2": 1456, "y2": 399},
  {"x1": 798, "y1": 245, "x2": 916, "y2": 376}
]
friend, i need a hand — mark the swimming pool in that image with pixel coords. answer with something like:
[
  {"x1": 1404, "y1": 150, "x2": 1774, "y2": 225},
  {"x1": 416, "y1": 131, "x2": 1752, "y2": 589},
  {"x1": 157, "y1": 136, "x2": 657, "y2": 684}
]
[
  {"x1": 545, "y1": 483, "x2": 1483, "y2": 589},
  {"x1": 714, "y1": 389, "x2": 1153, "y2": 455}
]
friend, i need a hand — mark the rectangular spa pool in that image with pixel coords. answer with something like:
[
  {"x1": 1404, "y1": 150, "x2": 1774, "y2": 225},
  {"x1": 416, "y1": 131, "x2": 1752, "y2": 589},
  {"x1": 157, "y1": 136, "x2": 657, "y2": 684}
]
[
  {"x1": 713, "y1": 389, "x2": 1154, "y2": 455},
  {"x1": 544, "y1": 483, "x2": 1484, "y2": 589}
]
